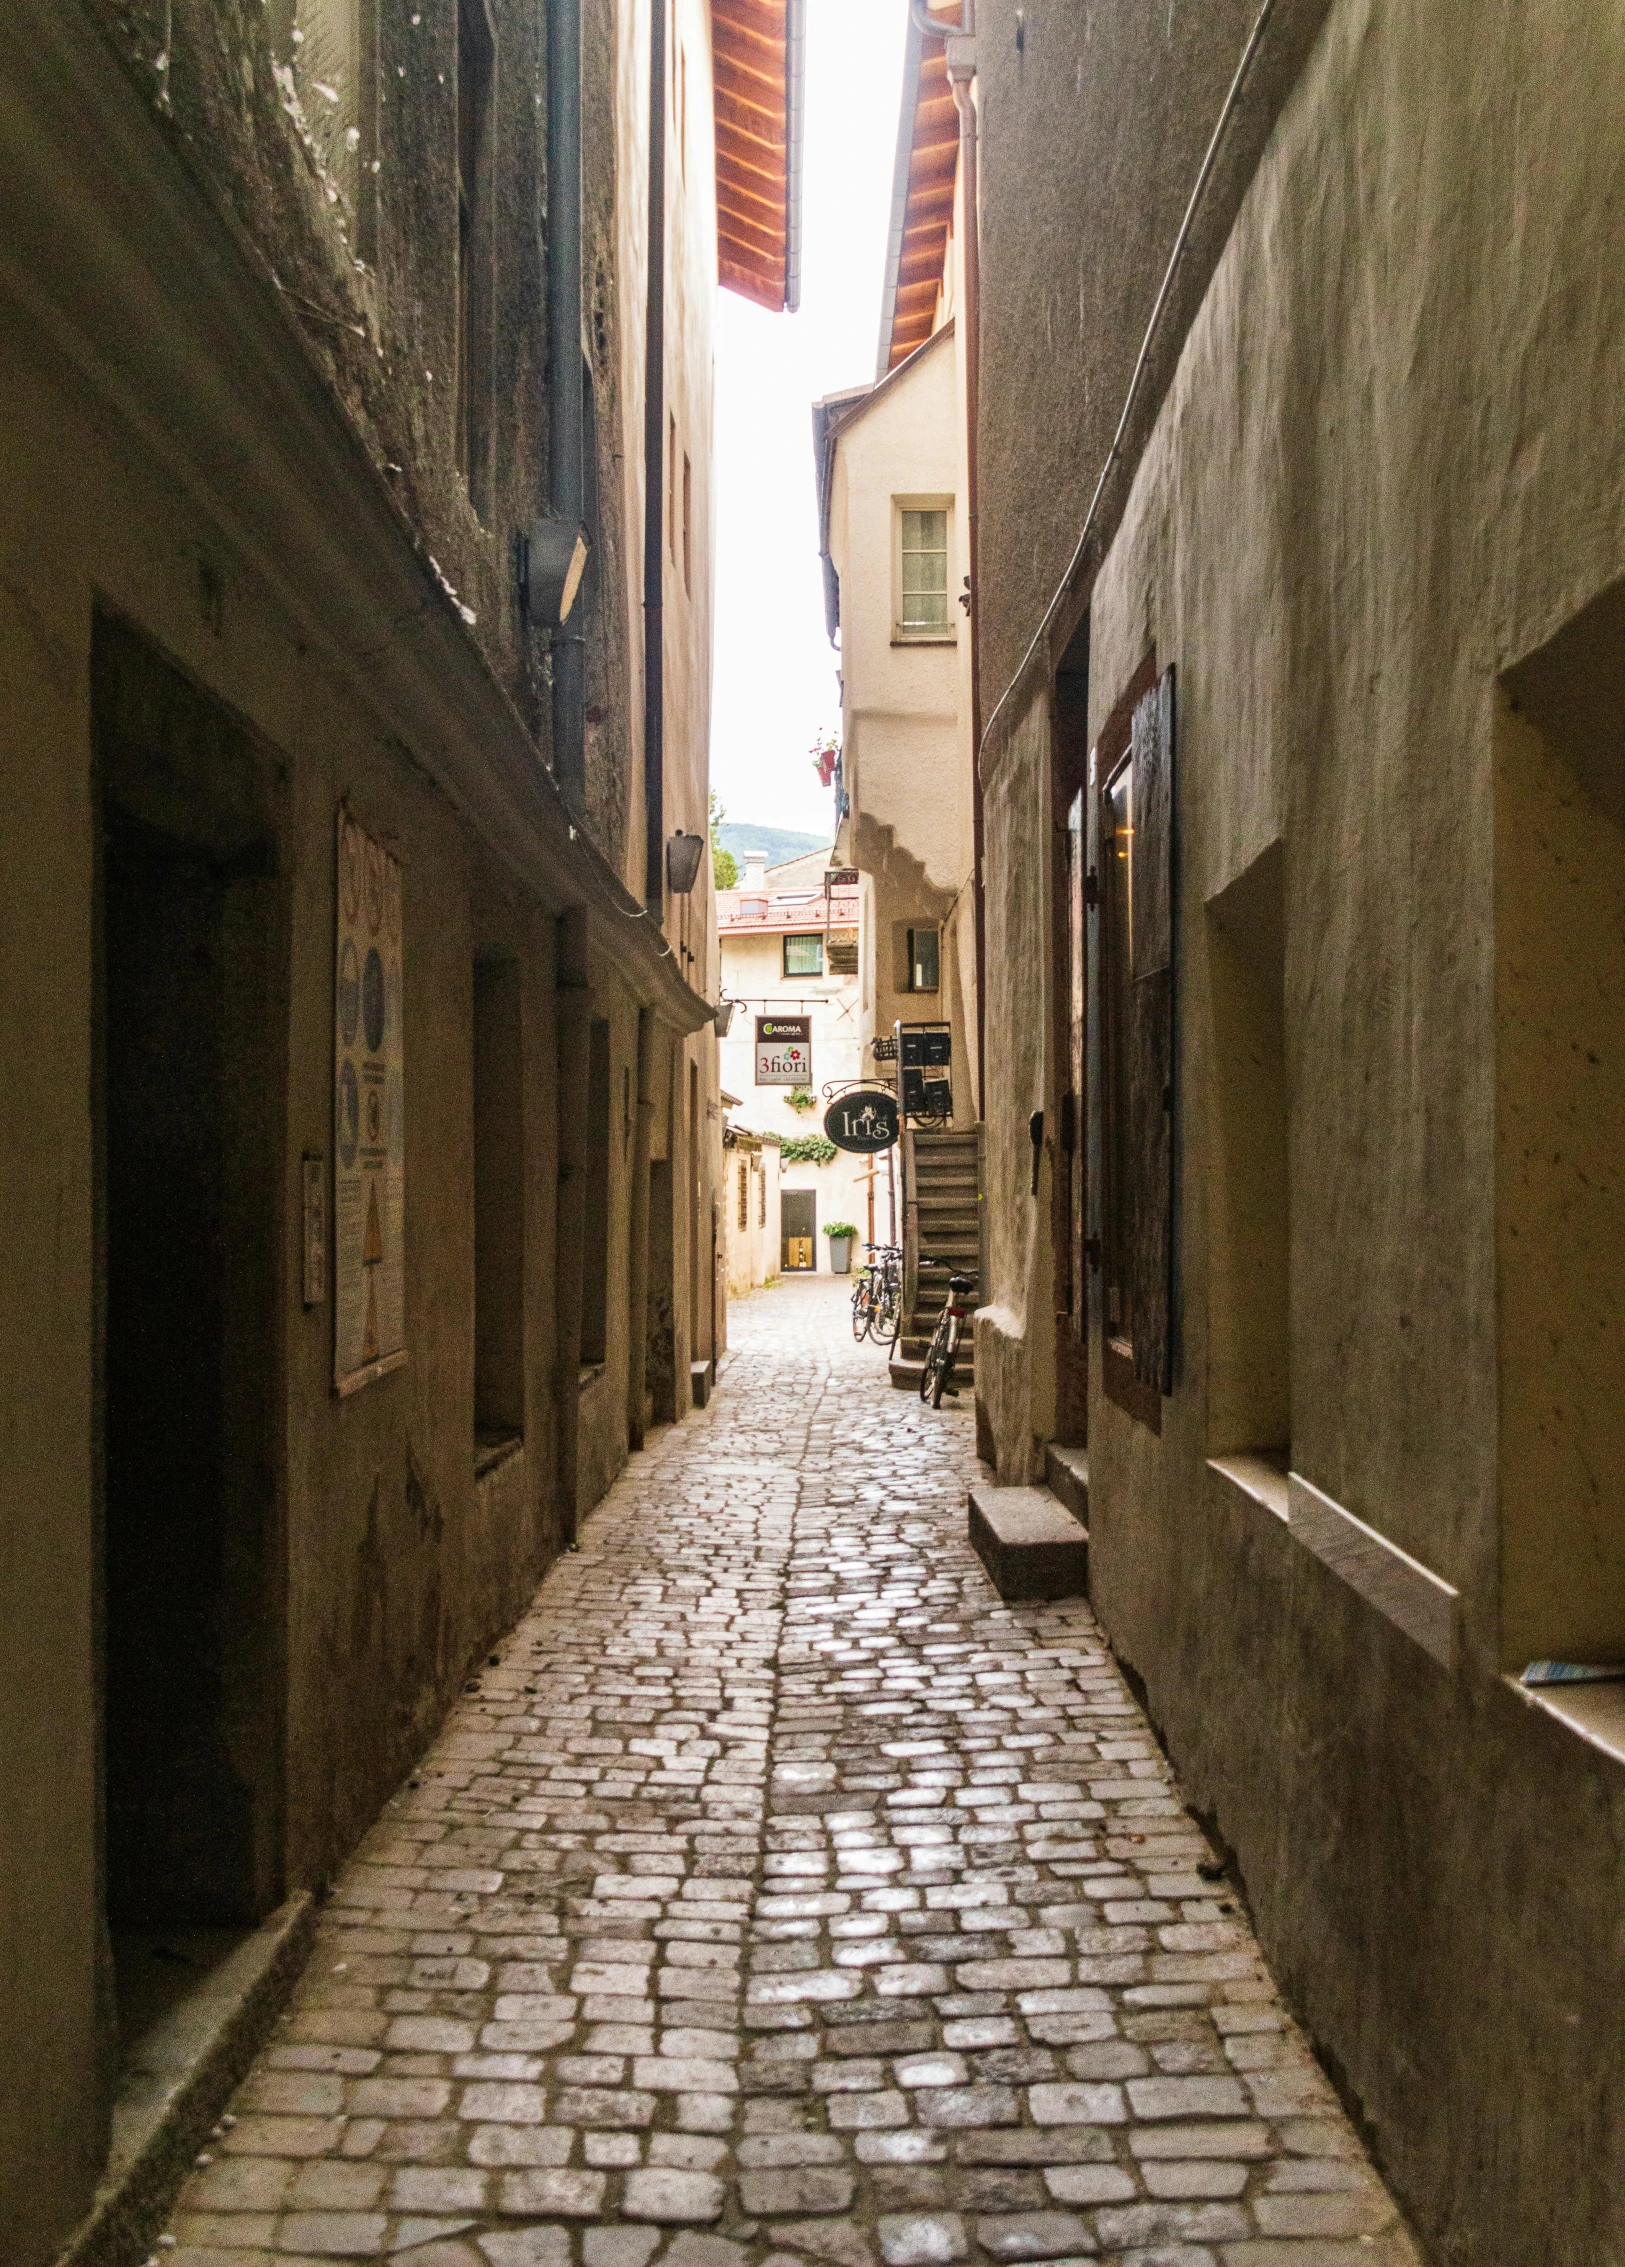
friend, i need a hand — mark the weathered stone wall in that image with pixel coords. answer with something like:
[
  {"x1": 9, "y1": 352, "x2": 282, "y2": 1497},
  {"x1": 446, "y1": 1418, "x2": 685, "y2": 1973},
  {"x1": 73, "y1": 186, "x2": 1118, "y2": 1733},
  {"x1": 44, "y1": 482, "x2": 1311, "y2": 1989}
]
[{"x1": 977, "y1": 0, "x2": 1625, "y2": 2257}]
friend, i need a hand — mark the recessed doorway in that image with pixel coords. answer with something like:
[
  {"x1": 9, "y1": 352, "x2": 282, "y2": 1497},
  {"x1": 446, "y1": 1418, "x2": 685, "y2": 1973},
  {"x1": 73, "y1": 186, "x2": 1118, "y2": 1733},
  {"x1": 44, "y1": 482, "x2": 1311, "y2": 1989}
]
[{"x1": 782, "y1": 1188, "x2": 816, "y2": 1270}]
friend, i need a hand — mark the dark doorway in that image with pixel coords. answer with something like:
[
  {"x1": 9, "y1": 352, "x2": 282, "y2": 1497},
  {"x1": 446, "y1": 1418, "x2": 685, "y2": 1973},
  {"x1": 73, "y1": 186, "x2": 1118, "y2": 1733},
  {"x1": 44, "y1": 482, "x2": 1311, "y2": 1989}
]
[
  {"x1": 94, "y1": 618, "x2": 284, "y2": 2053},
  {"x1": 1051, "y1": 633, "x2": 1090, "y2": 1445},
  {"x1": 782, "y1": 1188, "x2": 816, "y2": 1270},
  {"x1": 647, "y1": 1158, "x2": 677, "y2": 1423}
]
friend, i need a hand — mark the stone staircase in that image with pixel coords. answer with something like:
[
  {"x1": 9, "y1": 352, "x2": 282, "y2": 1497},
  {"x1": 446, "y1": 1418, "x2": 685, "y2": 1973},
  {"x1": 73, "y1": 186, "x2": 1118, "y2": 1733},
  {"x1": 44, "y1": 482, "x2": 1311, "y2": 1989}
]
[{"x1": 889, "y1": 1126, "x2": 983, "y2": 1391}]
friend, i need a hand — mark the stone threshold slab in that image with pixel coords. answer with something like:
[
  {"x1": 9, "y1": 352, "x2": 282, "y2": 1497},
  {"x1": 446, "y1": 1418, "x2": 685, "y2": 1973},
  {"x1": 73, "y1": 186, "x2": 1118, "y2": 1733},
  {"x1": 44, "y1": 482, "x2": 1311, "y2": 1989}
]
[
  {"x1": 968, "y1": 1482, "x2": 1089, "y2": 1603},
  {"x1": 56, "y1": 1890, "x2": 315, "y2": 2267}
]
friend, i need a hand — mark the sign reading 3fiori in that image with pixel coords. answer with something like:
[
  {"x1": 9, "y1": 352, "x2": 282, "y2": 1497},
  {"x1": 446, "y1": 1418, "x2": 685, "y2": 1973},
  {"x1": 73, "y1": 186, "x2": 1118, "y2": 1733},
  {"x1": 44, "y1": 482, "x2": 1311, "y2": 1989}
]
[
  {"x1": 334, "y1": 807, "x2": 405, "y2": 1395},
  {"x1": 824, "y1": 1087, "x2": 901, "y2": 1153},
  {"x1": 755, "y1": 1013, "x2": 812, "y2": 1087}
]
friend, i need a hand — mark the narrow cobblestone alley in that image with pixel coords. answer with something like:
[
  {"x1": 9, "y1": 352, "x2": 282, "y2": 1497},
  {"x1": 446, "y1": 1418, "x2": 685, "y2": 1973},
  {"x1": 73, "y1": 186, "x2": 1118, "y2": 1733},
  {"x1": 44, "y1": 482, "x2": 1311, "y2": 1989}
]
[{"x1": 164, "y1": 1280, "x2": 1418, "y2": 2267}]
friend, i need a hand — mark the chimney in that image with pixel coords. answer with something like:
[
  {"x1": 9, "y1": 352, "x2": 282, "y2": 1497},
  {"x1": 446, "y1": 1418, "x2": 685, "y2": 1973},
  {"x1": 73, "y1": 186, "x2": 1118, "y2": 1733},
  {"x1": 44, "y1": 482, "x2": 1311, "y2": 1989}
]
[{"x1": 742, "y1": 851, "x2": 769, "y2": 888}]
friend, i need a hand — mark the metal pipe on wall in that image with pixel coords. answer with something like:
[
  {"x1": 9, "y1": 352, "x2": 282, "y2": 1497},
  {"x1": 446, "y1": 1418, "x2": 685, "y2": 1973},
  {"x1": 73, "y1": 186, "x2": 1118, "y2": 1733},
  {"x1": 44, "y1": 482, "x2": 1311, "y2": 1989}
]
[
  {"x1": 642, "y1": 0, "x2": 668, "y2": 911},
  {"x1": 546, "y1": 0, "x2": 586, "y2": 796}
]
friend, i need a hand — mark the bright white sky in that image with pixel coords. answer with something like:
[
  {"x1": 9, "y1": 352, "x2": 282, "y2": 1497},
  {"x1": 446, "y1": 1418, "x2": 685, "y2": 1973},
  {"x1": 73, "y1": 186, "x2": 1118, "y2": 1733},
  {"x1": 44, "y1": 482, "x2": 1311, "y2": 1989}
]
[{"x1": 709, "y1": 0, "x2": 909, "y2": 841}]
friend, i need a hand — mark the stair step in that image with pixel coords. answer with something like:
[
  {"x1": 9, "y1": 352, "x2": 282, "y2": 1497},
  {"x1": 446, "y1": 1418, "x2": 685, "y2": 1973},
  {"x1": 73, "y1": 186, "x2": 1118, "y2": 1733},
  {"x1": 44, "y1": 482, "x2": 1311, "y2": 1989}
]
[
  {"x1": 890, "y1": 1354, "x2": 976, "y2": 1392},
  {"x1": 1044, "y1": 1442, "x2": 1089, "y2": 1525},
  {"x1": 968, "y1": 1484, "x2": 1089, "y2": 1603}
]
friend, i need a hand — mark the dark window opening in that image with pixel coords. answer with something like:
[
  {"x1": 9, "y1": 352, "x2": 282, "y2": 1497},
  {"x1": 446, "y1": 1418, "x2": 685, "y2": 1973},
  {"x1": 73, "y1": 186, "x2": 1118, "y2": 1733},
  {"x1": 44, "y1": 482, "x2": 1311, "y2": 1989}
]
[
  {"x1": 1207, "y1": 840, "x2": 1288, "y2": 1460},
  {"x1": 473, "y1": 957, "x2": 525, "y2": 1454},
  {"x1": 908, "y1": 926, "x2": 940, "y2": 992}
]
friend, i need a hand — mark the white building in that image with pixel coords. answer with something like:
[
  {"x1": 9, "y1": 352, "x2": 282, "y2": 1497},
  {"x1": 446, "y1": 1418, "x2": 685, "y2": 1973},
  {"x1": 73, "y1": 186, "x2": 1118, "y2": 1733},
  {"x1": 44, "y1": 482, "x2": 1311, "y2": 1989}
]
[
  {"x1": 722, "y1": 1115, "x2": 781, "y2": 1302},
  {"x1": 718, "y1": 850, "x2": 898, "y2": 1270}
]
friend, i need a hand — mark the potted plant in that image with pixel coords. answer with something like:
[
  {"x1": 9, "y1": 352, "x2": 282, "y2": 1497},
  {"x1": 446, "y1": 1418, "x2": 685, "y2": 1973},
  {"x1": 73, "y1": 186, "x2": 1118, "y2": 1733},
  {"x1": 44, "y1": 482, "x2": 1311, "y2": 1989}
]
[
  {"x1": 787, "y1": 1085, "x2": 817, "y2": 1114},
  {"x1": 823, "y1": 1220, "x2": 858, "y2": 1275}
]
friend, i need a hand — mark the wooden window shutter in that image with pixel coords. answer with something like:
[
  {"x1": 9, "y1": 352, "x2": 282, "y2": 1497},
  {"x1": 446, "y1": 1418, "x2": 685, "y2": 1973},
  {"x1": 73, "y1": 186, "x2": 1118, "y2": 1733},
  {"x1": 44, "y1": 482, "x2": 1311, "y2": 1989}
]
[{"x1": 1128, "y1": 665, "x2": 1175, "y2": 1394}]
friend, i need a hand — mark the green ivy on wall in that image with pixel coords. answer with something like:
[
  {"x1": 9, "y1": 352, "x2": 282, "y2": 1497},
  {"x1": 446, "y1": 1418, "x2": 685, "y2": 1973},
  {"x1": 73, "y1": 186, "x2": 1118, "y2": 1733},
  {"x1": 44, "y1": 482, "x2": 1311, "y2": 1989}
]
[{"x1": 779, "y1": 1134, "x2": 837, "y2": 1165}]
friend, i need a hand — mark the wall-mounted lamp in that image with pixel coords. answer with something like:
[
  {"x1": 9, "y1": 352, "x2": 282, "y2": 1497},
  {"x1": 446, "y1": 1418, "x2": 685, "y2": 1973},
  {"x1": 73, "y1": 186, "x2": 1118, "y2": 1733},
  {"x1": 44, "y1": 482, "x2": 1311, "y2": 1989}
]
[
  {"x1": 521, "y1": 517, "x2": 591, "y2": 624},
  {"x1": 666, "y1": 830, "x2": 705, "y2": 895},
  {"x1": 714, "y1": 998, "x2": 739, "y2": 1038}
]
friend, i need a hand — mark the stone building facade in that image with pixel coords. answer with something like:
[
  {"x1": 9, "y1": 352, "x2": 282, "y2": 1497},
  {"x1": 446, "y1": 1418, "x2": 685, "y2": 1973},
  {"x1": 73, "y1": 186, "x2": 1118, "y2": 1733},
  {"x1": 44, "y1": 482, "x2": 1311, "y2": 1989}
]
[
  {"x1": 953, "y1": 0, "x2": 1625, "y2": 2261},
  {"x1": 0, "y1": 1, "x2": 800, "y2": 2260}
]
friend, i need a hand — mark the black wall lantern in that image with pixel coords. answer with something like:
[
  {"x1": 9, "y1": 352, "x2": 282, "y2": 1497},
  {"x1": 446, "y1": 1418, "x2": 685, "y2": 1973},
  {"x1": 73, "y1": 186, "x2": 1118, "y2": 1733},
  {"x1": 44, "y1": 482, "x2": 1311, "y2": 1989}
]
[
  {"x1": 714, "y1": 998, "x2": 739, "y2": 1037},
  {"x1": 666, "y1": 830, "x2": 706, "y2": 894}
]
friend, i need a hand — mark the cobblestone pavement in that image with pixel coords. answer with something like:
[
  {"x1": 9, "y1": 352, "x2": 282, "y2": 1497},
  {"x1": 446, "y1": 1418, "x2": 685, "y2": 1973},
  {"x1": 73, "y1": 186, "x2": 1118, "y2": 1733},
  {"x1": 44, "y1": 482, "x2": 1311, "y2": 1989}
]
[{"x1": 163, "y1": 1275, "x2": 1419, "y2": 2267}]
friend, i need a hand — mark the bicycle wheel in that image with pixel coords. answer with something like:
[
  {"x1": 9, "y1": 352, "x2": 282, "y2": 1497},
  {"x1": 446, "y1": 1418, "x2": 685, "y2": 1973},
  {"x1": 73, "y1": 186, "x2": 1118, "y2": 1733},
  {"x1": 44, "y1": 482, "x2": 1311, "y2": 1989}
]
[
  {"x1": 881, "y1": 1273, "x2": 903, "y2": 1346},
  {"x1": 930, "y1": 1316, "x2": 960, "y2": 1408},
  {"x1": 850, "y1": 1275, "x2": 872, "y2": 1342}
]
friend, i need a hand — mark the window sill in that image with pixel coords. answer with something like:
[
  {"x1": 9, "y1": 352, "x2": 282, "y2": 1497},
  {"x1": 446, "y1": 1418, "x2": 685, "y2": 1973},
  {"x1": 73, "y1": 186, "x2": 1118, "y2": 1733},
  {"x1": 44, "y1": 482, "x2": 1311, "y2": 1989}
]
[
  {"x1": 474, "y1": 1432, "x2": 523, "y2": 1480},
  {"x1": 1102, "y1": 1338, "x2": 1160, "y2": 1432},
  {"x1": 1504, "y1": 1672, "x2": 1625, "y2": 1769},
  {"x1": 1207, "y1": 1450, "x2": 1289, "y2": 1523},
  {"x1": 891, "y1": 635, "x2": 958, "y2": 648}
]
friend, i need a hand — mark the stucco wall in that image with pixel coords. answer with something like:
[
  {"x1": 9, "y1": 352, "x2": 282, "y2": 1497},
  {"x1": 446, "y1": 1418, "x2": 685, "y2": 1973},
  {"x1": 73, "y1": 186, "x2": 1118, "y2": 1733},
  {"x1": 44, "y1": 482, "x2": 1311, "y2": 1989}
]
[{"x1": 978, "y1": 0, "x2": 1625, "y2": 2257}]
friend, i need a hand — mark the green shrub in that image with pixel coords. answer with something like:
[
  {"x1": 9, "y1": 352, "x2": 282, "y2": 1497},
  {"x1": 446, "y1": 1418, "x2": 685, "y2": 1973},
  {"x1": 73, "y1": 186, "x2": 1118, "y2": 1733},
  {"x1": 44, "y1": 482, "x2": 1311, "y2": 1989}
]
[{"x1": 822, "y1": 1220, "x2": 859, "y2": 1240}]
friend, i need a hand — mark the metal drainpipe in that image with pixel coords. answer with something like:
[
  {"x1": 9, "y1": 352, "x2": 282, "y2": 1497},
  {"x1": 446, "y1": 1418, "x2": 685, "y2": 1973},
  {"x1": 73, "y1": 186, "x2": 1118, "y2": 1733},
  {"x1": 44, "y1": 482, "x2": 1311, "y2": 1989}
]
[
  {"x1": 642, "y1": 0, "x2": 668, "y2": 912},
  {"x1": 547, "y1": 0, "x2": 586, "y2": 797}
]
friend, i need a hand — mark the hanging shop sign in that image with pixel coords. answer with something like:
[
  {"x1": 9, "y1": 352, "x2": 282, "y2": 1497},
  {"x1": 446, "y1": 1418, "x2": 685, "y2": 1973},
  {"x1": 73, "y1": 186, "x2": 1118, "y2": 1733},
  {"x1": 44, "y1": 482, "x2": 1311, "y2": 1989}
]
[
  {"x1": 334, "y1": 806, "x2": 406, "y2": 1395},
  {"x1": 824, "y1": 1087, "x2": 901, "y2": 1154},
  {"x1": 755, "y1": 1013, "x2": 812, "y2": 1086}
]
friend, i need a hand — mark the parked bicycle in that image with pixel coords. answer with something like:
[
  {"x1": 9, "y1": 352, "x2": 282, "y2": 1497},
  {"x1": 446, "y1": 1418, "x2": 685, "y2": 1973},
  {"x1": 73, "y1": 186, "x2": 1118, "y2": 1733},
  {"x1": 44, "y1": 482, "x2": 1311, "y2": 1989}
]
[
  {"x1": 850, "y1": 1243, "x2": 903, "y2": 1345},
  {"x1": 917, "y1": 1255, "x2": 978, "y2": 1408}
]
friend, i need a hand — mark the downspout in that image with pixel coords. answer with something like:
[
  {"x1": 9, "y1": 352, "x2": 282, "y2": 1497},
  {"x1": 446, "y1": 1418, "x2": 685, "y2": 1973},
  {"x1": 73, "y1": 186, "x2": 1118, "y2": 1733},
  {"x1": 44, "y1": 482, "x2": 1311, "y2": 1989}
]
[
  {"x1": 625, "y1": 1006, "x2": 656, "y2": 1448},
  {"x1": 547, "y1": 0, "x2": 585, "y2": 796},
  {"x1": 642, "y1": 0, "x2": 667, "y2": 912},
  {"x1": 552, "y1": 909, "x2": 591, "y2": 1547}
]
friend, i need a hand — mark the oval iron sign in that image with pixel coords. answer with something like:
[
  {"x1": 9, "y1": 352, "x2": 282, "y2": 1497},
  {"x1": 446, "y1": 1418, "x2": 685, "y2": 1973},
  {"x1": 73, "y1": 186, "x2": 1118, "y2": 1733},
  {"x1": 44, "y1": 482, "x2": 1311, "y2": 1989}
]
[{"x1": 824, "y1": 1087, "x2": 901, "y2": 1154}]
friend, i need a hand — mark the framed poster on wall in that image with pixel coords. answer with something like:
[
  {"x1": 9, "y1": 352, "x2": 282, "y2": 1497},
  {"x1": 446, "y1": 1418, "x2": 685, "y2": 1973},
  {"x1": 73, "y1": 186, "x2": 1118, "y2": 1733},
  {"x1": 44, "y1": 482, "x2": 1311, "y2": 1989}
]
[{"x1": 334, "y1": 806, "x2": 406, "y2": 1394}]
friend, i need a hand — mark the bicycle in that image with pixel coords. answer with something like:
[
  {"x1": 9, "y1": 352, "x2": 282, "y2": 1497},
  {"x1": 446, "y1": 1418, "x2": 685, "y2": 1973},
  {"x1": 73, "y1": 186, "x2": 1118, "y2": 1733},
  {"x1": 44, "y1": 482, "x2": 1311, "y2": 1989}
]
[
  {"x1": 850, "y1": 1244, "x2": 903, "y2": 1344},
  {"x1": 850, "y1": 1261, "x2": 876, "y2": 1341},
  {"x1": 867, "y1": 1243, "x2": 903, "y2": 1346},
  {"x1": 917, "y1": 1256, "x2": 977, "y2": 1408}
]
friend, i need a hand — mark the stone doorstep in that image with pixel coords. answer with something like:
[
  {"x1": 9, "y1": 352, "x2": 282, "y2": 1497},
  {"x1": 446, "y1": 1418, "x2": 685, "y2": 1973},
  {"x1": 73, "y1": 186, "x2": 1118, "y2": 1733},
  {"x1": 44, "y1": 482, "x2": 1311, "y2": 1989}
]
[
  {"x1": 1043, "y1": 1441, "x2": 1089, "y2": 1527},
  {"x1": 968, "y1": 1482, "x2": 1090, "y2": 1604},
  {"x1": 55, "y1": 1891, "x2": 316, "y2": 2267}
]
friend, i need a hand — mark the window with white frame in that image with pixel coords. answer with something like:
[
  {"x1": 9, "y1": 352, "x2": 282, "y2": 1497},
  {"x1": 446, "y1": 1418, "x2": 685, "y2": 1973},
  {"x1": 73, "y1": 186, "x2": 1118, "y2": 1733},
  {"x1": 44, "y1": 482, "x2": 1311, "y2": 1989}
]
[{"x1": 896, "y1": 503, "x2": 952, "y2": 640}]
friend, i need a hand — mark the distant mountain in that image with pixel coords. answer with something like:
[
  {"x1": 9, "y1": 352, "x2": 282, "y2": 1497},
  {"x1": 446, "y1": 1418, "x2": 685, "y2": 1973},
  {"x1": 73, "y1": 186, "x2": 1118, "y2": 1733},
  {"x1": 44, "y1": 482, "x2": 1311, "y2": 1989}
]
[{"x1": 716, "y1": 823, "x2": 831, "y2": 868}]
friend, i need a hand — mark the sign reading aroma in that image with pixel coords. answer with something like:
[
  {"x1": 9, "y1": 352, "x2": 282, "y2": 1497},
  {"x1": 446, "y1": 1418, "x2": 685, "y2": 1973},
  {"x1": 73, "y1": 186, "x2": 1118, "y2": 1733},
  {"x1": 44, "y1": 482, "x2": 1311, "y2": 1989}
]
[
  {"x1": 755, "y1": 1013, "x2": 811, "y2": 1087},
  {"x1": 824, "y1": 1087, "x2": 900, "y2": 1154},
  {"x1": 334, "y1": 808, "x2": 406, "y2": 1395}
]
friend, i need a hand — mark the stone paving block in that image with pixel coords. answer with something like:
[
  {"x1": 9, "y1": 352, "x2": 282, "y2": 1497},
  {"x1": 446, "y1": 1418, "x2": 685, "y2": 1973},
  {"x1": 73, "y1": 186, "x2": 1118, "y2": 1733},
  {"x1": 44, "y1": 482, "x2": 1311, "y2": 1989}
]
[{"x1": 148, "y1": 1281, "x2": 1417, "y2": 2267}]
